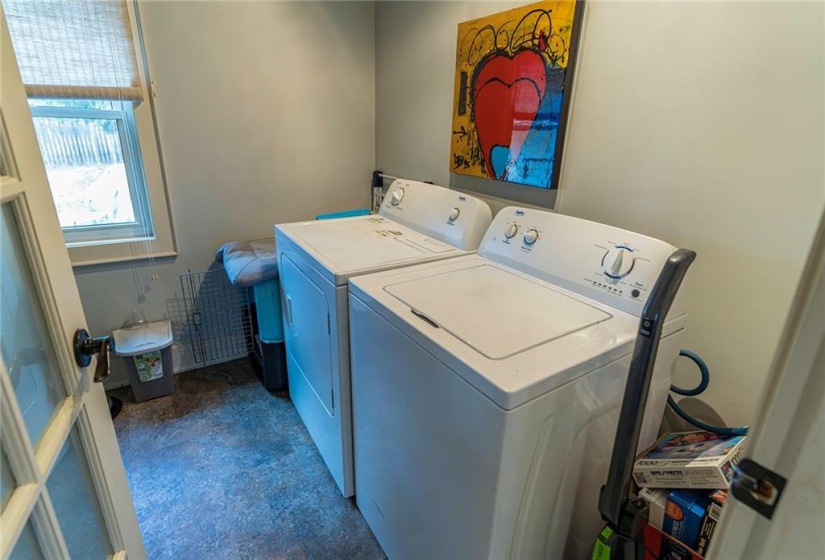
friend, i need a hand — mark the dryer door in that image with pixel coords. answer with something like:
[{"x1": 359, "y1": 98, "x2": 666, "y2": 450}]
[{"x1": 280, "y1": 253, "x2": 334, "y2": 414}]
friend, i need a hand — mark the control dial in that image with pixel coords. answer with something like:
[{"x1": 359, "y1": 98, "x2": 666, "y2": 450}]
[
  {"x1": 448, "y1": 207, "x2": 460, "y2": 222},
  {"x1": 390, "y1": 188, "x2": 405, "y2": 206},
  {"x1": 603, "y1": 246, "x2": 635, "y2": 279},
  {"x1": 504, "y1": 223, "x2": 519, "y2": 239},
  {"x1": 523, "y1": 229, "x2": 539, "y2": 245}
]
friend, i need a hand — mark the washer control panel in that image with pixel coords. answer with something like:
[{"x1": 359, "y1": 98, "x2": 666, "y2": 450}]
[
  {"x1": 493, "y1": 209, "x2": 546, "y2": 252},
  {"x1": 479, "y1": 207, "x2": 679, "y2": 317},
  {"x1": 379, "y1": 180, "x2": 493, "y2": 251},
  {"x1": 602, "y1": 245, "x2": 634, "y2": 279},
  {"x1": 390, "y1": 188, "x2": 405, "y2": 206}
]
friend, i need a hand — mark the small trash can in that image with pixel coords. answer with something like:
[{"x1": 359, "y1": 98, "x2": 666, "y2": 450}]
[{"x1": 113, "y1": 321, "x2": 174, "y2": 403}]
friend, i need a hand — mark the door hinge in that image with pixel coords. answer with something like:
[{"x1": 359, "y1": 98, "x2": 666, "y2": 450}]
[
  {"x1": 331, "y1": 389, "x2": 335, "y2": 410},
  {"x1": 730, "y1": 458, "x2": 787, "y2": 520},
  {"x1": 327, "y1": 313, "x2": 331, "y2": 334}
]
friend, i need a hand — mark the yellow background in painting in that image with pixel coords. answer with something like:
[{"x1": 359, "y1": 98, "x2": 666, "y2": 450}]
[{"x1": 450, "y1": 0, "x2": 578, "y2": 180}]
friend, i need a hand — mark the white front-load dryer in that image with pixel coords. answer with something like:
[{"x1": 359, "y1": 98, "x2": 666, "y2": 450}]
[
  {"x1": 348, "y1": 207, "x2": 690, "y2": 559},
  {"x1": 275, "y1": 179, "x2": 492, "y2": 497}
]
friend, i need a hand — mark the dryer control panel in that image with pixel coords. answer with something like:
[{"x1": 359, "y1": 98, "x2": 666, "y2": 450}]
[
  {"x1": 379, "y1": 180, "x2": 492, "y2": 251},
  {"x1": 479, "y1": 207, "x2": 681, "y2": 317}
]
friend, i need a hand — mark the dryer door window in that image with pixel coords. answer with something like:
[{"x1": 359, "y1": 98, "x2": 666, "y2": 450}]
[{"x1": 280, "y1": 254, "x2": 335, "y2": 414}]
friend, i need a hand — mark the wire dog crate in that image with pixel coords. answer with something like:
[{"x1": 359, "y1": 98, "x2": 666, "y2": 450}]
[{"x1": 180, "y1": 267, "x2": 252, "y2": 366}]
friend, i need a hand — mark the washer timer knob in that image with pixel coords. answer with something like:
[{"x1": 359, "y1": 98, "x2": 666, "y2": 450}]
[
  {"x1": 448, "y1": 207, "x2": 460, "y2": 222},
  {"x1": 505, "y1": 223, "x2": 519, "y2": 239},
  {"x1": 603, "y1": 246, "x2": 635, "y2": 279},
  {"x1": 523, "y1": 229, "x2": 539, "y2": 245},
  {"x1": 391, "y1": 188, "x2": 405, "y2": 206}
]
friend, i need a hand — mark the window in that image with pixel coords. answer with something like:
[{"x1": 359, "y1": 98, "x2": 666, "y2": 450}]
[
  {"x1": 29, "y1": 99, "x2": 153, "y2": 244},
  {"x1": 3, "y1": 0, "x2": 175, "y2": 265}
]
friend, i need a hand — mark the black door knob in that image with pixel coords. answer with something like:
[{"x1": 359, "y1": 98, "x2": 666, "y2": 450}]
[{"x1": 73, "y1": 329, "x2": 115, "y2": 383}]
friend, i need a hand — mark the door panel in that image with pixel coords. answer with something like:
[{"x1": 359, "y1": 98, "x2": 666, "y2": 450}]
[
  {"x1": 280, "y1": 253, "x2": 334, "y2": 413},
  {"x1": 46, "y1": 427, "x2": 114, "y2": 559},
  {"x1": 1, "y1": 203, "x2": 64, "y2": 448},
  {"x1": 1, "y1": 7, "x2": 145, "y2": 559}
]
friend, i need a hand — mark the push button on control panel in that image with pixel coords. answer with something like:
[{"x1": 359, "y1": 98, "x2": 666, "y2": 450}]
[
  {"x1": 505, "y1": 223, "x2": 519, "y2": 239},
  {"x1": 448, "y1": 207, "x2": 460, "y2": 222},
  {"x1": 523, "y1": 229, "x2": 539, "y2": 245}
]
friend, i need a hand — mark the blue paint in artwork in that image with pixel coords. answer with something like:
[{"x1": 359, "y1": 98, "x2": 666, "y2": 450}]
[
  {"x1": 504, "y1": 68, "x2": 565, "y2": 189},
  {"x1": 491, "y1": 145, "x2": 511, "y2": 179}
]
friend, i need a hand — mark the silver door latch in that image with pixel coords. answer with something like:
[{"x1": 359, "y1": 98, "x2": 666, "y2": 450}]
[{"x1": 730, "y1": 458, "x2": 787, "y2": 520}]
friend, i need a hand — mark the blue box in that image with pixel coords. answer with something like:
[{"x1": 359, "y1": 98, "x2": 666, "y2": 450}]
[{"x1": 662, "y1": 490, "x2": 709, "y2": 551}]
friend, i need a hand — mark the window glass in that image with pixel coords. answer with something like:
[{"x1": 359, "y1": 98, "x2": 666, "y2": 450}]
[
  {"x1": 47, "y1": 430, "x2": 113, "y2": 558},
  {"x1": 9, "y1": 520, "x2": 45, "y2": 560},
  {"x1": 1, "y1": 204, "x2": 65, "y2": 448},
  {"x1": 30, "y1": 113, "x2": 136, "y2": 228}
]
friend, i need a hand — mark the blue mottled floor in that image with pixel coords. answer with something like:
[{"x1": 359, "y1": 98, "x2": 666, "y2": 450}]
[{"x1": 111, "y1": 359, "x2": 385, "y2": 559}]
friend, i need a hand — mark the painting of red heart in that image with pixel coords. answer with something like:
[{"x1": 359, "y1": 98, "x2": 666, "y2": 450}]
[{"x1": 451, "y1": 1, "x2": 583, "y2": 189}]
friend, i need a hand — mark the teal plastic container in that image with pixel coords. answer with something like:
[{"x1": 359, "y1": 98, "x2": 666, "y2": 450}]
[{"x1": 252, "y1": 279, "x2": 284, "y2": 344}]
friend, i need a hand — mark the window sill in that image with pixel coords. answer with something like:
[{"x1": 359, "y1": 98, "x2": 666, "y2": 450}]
[{"x1": 68, "y1": 236, "x2": 177, "y2": 268}]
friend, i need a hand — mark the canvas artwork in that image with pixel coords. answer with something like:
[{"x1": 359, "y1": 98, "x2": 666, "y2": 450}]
[{"x1": 450, "y1": 1, "x2": 583, "y2": 190}]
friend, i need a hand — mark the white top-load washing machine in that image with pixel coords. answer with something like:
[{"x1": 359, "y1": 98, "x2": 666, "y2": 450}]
[
  {"x1": 275, "y1": 180, "x2": 492, "y2": 497},
  {"x1": 348, "y1": 207, "x2": 688, "y2": 559}
]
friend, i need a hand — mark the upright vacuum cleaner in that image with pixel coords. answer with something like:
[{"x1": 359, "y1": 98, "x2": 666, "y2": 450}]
[{"x1": 593, "y1": 248, "x2": 697, "y2": 560}]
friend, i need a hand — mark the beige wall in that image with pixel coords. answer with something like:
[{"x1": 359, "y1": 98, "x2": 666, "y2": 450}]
[
  {"x1": 375, "y1": 1, "x2": 824, "y2": 426},
  {"x1": 76, "y1": 1, "x2": 376, "y2": 386}
]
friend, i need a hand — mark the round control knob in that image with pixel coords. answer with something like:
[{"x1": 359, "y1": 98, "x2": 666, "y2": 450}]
[
  {"x1": 603, "y1": 246, "x2": 635, "y2": 279},
  {"x1": 390, "y1": 188, "x2": 405, "y2": 206},
  {"x1": 448, "y1": 207, "x2": 460, "y2": 222},
  {"x1": 523, "y1": 229, "x2": 539, "y2": 245},
  {"x1": 505, "y1": 223, "x2": 519, "y2": 239}
]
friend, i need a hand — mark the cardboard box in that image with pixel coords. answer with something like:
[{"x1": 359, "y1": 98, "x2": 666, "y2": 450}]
[
  {"x1": 643, "y1": 524, "x2": 703, "y2": 560},
  {"x1": 663, "y1": 490, "x2": 709, "y2": 551},
  {"x1": 633, "y1": 431, "x2": 746, "y2": 489},
  {"x1": 696, "y1": 490, "x2": 727, "y2": 555},
  {"x1": 639, "y1": 487, "x2": 669, "y2": 530}
]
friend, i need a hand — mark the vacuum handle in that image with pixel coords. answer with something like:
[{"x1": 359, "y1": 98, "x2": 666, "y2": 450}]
[
  {"x1": 639, "y1": 248, "x2": 696, "y2": 336},
  {"x1": 599, "y1": 248, "x2": 697, "y2": 527}
]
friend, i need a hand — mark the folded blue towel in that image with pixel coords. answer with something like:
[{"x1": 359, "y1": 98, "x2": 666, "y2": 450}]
[
  {"x1": 215, "y1": 238, "x2": 278, "y2": 287},
  {"x1": 315, "y1": 208, "x2": 371, "y2": 220}
]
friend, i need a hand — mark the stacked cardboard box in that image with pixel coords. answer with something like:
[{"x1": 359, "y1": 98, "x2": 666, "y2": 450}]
[{"x1": 634, "y1": 431, "x2": 744, "y2": 559}]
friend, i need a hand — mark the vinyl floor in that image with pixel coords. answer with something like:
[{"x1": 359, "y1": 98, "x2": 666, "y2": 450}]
[{"x1": 111, "y1": 359, "x2": 385, "y2": 559}]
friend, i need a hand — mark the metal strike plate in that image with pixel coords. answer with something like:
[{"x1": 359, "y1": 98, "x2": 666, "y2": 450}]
[{"x1": 731, "y1": 458, "x2": 787, "y2": 520}]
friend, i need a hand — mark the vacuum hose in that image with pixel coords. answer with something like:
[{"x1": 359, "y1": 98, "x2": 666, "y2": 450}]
[{"x1": 668, "y1": 349, "x2": 749, "y2": 436}]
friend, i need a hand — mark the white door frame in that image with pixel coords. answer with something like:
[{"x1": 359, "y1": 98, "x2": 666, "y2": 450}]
[{"x1": 709, "y1": 205, "x2": 825, "y2": 558}]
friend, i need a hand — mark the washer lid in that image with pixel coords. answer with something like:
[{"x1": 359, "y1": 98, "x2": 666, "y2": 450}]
[
  {"x1": 289, "y1": 216, "x2": 457, "y2": 271},
  {"x1": 384, "y1": 265, "x2": 611, "y2": 360}
]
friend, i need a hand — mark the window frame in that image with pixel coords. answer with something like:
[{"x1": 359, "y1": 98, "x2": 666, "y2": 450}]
[
  {"x1": 29, "y1": 101, "x2": 156, "y2": 244},
  {"x1": 27, "y1": 0, "x2": 176, "y2": 267}
]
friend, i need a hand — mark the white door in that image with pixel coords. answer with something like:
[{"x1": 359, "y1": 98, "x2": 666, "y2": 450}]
[
  {"x1": 0, "y1": 11, "x2": 145, "y2": 560},
  {"x1": 280, "y1": 254, "x2": 334, "y2": 414},
  {"x1": 708, "y1": 205, "x2": 825, "y2": 559}
]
